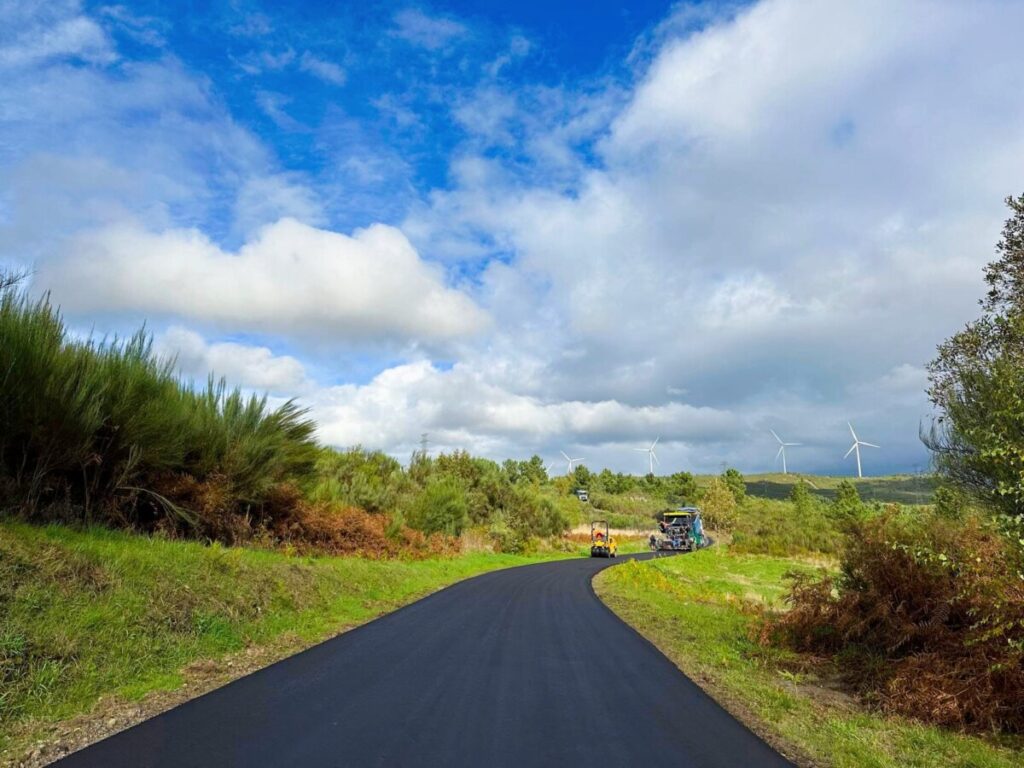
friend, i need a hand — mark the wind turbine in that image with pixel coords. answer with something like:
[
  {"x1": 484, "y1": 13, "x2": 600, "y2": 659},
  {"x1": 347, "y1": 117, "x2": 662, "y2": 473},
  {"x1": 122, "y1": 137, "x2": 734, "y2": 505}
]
[
  {"x1": 560, "y1": 450, "x2": 585, "y2": 474},
  {"x1": 844, "y1": 422, "x2": 879, "y2": 478},
  {"x1": 769, "y1": 430, "x2": 800, "y2": 475},
  {"x1": 633, "y1": 437, "x2": 660, "y2": 474}
]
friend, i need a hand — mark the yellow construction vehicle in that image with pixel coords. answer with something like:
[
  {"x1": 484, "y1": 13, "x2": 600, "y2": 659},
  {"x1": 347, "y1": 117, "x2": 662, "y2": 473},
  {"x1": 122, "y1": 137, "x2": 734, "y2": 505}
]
[{"x1": 590, "y1": 520, "x2": 617, "y2": 558}]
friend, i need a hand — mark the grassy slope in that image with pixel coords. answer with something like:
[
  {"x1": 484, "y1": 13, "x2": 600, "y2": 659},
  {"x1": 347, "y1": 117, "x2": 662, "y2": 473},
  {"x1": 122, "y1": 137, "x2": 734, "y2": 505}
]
[
  {"x1": 0, "y1": 522, "x2": 574, "y2": 760},
  {"x1": 734, "y1": 474, "x2": 937, "y2": 504},
  {"x1": 594, "y1": 547, "x2": 1022, "y2": 768}
]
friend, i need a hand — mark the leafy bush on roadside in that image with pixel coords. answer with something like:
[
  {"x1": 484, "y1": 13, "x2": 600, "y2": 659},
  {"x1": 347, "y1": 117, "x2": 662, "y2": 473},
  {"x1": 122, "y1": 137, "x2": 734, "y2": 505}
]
[
  {"x1": 405, "y1": 477, "x2": 469, "y2": 537},
  {"x1": 0, "y1": 288, "x2": 318, "y2": 538},
  {"x1": 701, "y1": 478, "x2": 737, "y2": 531},
  {"x1": 765, "y1": 512, "x2": 1024, "y2": 732}
]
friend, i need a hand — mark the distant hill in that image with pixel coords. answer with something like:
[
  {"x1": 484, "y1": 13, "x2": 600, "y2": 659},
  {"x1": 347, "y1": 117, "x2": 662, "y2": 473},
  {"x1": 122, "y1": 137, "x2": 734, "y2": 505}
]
[{"x1": 698, "y1": 473, "x2": 937, "y2": 504}]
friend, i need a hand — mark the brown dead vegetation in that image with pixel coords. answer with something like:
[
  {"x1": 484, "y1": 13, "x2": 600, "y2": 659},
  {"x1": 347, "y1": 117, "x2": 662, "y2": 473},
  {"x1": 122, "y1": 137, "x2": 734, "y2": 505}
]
[{"x1": 762, "y1": 514, "x2": 1024, "y2": 733}]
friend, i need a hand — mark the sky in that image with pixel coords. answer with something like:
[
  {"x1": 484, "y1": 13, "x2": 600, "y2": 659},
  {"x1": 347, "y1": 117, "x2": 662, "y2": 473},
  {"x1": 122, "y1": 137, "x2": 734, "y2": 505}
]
[{"x1": 2, "y1": 0, "x2": 1024, "y2": 476}]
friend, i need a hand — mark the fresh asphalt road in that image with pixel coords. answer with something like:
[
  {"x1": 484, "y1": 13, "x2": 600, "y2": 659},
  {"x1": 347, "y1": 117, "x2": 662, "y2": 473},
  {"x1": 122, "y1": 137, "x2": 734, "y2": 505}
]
[{"x1": 56, "y1": 552, "x2": 793, "y2": 767}]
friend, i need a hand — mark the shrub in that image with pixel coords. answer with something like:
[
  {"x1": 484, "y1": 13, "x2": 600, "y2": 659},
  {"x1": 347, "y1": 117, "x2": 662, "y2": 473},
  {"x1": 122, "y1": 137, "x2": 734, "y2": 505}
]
[
  {"x1": 829, "y1": 480, "x2": 867, "y2": 527},
  {"x1": 310, "y1": 447, "x2": 406, "y2": 514},
  {"x1": 720, "y1": 468, "x2": 746, "y2": 503},
  {"x1": 766, "y1": 512, "x2": 1024, "y2": 732},
  {"x1": 701, "y1": 478, "x2": 737, "y2": 531},
  {"x1": 0, "y1": 287, "x2": 318, "y2": 539},
  {"x1": 487, "y1": 515, "x2": 528, "y2": 554},
  {"x1": 270, "y1": 501, "x2": 456, "y2": 558},
  {"x1": 406, "y1": 477, "x2": 469, "y2": 537}
]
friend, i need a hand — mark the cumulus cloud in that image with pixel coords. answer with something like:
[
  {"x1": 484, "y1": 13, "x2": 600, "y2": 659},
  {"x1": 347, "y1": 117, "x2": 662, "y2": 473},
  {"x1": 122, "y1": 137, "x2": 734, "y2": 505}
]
[
  {"x1": 309, "y1": 360, "x2": 742, "y2": 456},
  {"x1": 41, "y1": 217, "x2": 488, "y2": 343},
  {"x1": 402, "y1": 0, "x2": 1024, "y2": 471},
  {"x1": 156, "y1": 326, "x2": 309, "y2": 394},
  {"x1": 6, "y1": 0, "x2": 1022, "y2": 474}
]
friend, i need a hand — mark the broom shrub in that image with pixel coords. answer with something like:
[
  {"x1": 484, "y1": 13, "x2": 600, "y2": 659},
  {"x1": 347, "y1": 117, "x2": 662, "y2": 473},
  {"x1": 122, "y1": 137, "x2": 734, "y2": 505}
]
[{"x1": 0, "y1": 288, "x2": 318, "y2": 536}]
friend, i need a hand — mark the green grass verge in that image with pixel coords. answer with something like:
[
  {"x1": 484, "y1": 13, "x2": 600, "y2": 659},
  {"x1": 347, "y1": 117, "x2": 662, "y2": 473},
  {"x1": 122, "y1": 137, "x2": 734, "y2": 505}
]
[
  {"x1": 594, "y1": 547, "x2": 1023, "y2": 768},
  {"x1": 0, "y1": 521, "x2": 575, "y2": 758}
]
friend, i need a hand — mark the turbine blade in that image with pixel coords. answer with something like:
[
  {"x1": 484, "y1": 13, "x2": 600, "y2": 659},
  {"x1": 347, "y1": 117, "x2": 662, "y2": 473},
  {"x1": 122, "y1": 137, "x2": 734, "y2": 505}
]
[
  {"x1": 861, "y1": 442, "x2": 880, "y2": 448},
  {"x1": 652, "y1": 436, "x2": 660, "y2": 448},
  {"x1": 844, "y1": 443, "x2": 857, "y2": 459},
  {"x1": 561, "y1": 451, "x2": 570, "y2": 461},
  {"x1": 633, "y1": 448, "x2": 648, "y2": 452},
  {"x1": 786, "y1": 442, "x2": 802, "y2": 447},
  {"x1": 652, "y1": 452, "x2": 660, "y2": 465},
  {"x1": 776, "y1": 446, "x2": 784, "y2": 459},
  {"x1": 848, "y1": 422, "x2": 858, "y2": 441},
  {"x1": 769, "y1": 429, "x2": 782, "y2": 444}
]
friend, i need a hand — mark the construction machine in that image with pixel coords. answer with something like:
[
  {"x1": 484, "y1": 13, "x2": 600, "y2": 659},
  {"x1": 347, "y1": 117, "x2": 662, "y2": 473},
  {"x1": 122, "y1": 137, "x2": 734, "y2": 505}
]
[
  {"x1": 590, "y1": 520, "x2": 617, "y2": 558},
  {"x1": 649, "y1": 507, "x2": 705, "y2": 552}
]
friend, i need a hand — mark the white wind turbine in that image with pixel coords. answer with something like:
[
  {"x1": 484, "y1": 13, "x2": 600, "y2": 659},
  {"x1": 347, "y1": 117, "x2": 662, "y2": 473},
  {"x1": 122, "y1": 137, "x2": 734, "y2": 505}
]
[
  {"x1": 560, "y1": 450, "x2": 585, "y2": 474},
  {"x1": 844, "y1": 422, "x2": 879, "y2": 478},
  {"x1": 770, "y1": 430, "x2": 800, "y2": 475},
  {"x1": 633, "y1": 437, "x2": 660, "y2": 474}
]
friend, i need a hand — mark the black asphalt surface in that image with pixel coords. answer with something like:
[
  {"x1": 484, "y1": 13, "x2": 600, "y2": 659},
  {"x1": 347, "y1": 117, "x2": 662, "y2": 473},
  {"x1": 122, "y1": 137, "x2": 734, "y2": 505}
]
[{"x1": 55, "y1": 552, "x2": 793, "y2": 767}]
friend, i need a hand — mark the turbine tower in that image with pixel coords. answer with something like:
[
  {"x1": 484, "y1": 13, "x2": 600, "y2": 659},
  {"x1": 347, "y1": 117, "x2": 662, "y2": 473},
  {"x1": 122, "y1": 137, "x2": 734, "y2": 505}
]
[
  {"x1": 770, "y1": 430, "x2": 800, "y2": 475},
  {"x1": 844, "y1": 422, "x2": 879, "y2": 478},
  {"x1": 633, "y1": 437, "x2": 660, "y2": 474},
  {"x1": 560, "y1": 450, "x2": 585, "y2": 474}
]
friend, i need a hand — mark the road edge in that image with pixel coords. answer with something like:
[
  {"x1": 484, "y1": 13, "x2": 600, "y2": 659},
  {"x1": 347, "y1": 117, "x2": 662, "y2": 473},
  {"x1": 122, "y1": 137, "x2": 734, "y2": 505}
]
[{"x1": 589, "y1": 550, "x2": 811, "y2": 768}]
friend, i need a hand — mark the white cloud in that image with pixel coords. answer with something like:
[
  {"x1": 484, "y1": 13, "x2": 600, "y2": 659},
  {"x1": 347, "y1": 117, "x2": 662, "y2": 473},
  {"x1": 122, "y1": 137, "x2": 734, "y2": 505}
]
[
  {"x1": 391, "y1": 8, "x2": 467, "y2": 51},
  {"x1": 401, "y1": 0, "x2": 1024, "y2": 471},
  {"x1": 233, "y1": 174, "x2": 325, "y2": 237},
  {"x1": 156, "y1": 326, "x2": 309, "y2": 393},
  {"x1": 299, "y1": 52, "x2": 346, "y2": 85},
  {"x1": 6, "y1": 0, "x2": 1022, "y2": 474},
  {"x1": 485, "y1": 34, "x2": 531, "y2": 77},
  {"x1": 40, "y1": 217, "x2": 489, "y2": 343},
  {"x1": 310, "y1": 359, "x2": 741, "y2": 456},
  {"x1": 0, "y1": 5, "x2": 115, "y2": 68}
]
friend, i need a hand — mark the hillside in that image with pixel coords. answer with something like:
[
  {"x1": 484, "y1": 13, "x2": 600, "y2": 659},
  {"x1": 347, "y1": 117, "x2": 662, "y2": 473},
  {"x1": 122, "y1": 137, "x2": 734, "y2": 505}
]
[{"x1": 695, "y1": 473, "x2": 937, "y2": 505}]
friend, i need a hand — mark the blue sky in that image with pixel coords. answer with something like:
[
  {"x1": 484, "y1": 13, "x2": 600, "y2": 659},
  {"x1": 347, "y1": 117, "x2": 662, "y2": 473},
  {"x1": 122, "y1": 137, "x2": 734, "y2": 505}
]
[
  {"x1": 91, "y1": 0, "x2": 696, "y2": 241},
  {"x1": 2, "y1": 0, "x2": 1024, "y2": 476}
]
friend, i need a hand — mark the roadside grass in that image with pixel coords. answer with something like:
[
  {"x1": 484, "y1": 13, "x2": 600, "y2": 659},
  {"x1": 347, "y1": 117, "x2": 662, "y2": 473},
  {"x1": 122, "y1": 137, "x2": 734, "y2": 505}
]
[
  {"x1": 594, "y1": 547, "x2": 1023, "y2": 768},
  {"x1": 0, "y1": 521, "x2": 576, "y2": 761},
  {"x1": 729, "y1": 497, "x2": 844, "y2": 557}
]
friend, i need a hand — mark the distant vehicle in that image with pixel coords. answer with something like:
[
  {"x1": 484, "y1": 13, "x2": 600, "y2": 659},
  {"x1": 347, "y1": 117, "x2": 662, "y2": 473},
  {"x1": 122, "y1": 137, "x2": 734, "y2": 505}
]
[
  {"x1": 575, "y1": 488, "x2": 589, "y2": 502},
  {"x1": 649, "y1": 507, "x2": 705, "y2": 552},
  {"x1": 590, "y1": 520, "x2": 617, "y2": 558}
]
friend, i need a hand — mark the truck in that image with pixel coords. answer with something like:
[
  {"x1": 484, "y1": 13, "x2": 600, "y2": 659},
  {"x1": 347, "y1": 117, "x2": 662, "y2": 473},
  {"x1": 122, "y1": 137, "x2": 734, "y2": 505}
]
[{"x1": 649, "y1": 507, "x2": 705, "y2": 552}]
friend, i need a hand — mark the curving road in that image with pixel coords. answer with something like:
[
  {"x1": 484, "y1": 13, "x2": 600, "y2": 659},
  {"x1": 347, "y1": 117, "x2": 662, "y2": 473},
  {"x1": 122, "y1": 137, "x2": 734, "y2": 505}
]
[{"x1": 55, "y1": 552, "x2": 792, "y2": 767}]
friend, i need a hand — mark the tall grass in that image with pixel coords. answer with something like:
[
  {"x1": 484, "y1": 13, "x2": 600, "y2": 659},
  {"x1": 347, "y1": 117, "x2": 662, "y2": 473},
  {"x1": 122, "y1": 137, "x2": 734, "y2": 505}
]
[{"x1": 0, "y1": 288, "x2": 317, "y2": 533}]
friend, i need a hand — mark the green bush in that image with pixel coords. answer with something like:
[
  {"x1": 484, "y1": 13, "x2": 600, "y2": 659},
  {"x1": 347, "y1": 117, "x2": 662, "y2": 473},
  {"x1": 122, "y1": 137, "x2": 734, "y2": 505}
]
[
  {"x1": 310, "y1": 447, "x2": 407, "y2": 514},
  {"x1": 406, "y1": 477, "x2": 469, "y2": 536},
  {"x1": 0, "y1": 289, "x2": 317, "y2": 531},
  {"x1": 721, "y1": 468, "x2": 746, "y2": 503},
  {"x1": 701, "y1": 478, "x2": 737, "y2": 531}
]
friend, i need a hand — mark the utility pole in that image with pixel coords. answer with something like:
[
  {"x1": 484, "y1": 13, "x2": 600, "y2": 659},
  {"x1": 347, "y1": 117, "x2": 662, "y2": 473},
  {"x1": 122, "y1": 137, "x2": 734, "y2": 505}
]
[{"x1": 419, "y1": 433, "x2": 429, "y2": 459}]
